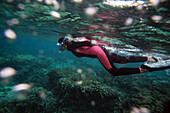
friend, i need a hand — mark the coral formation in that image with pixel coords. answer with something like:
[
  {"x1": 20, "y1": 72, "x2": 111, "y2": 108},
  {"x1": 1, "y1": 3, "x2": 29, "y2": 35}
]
[
  {"x1": 0, "y1": 46, "x2": 170, "y2": 113},
  {"x1": 1, "y1": 62, "x2": 170, "y2": 113}
]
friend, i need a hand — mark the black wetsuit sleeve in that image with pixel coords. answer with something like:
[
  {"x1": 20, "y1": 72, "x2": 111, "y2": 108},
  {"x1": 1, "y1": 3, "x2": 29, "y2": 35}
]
[{"x1": 67, "y1": 41, "x2": 93, "y2": 51}]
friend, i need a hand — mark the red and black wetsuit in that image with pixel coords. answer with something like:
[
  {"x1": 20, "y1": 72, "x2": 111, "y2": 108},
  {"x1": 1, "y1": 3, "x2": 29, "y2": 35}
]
[{"x1": 65, "y1": 38, "x2": 149, "y2": 76}]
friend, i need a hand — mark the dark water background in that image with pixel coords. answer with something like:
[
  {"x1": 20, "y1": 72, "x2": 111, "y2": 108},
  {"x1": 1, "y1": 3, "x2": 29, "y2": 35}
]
[{"x1": 0, "y1": 0, "x2": 170, "y2": 113}]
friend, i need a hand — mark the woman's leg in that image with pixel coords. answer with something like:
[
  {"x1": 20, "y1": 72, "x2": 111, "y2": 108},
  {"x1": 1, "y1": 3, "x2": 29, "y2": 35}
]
[
  {"x1": 107, "y1": 65, "x2": 141, "y2": 76},
  {"x1": 109, "y1": 52, "x2": 154, "y2": 63},
  {"x1": 107, "y1": 63, "x2": 169, "y2": 76}
]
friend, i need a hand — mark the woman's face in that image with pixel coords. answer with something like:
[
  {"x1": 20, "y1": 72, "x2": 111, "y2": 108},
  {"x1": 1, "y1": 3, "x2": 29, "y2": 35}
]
[{"x1": 60, "y1": 44, "x2": 67, "y2": 51}]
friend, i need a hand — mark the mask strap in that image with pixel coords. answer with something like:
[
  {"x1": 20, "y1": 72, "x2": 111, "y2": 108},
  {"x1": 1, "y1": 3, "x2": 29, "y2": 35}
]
[{"x1": 57, "y1": 36, "x2": 68, "y2": 53}]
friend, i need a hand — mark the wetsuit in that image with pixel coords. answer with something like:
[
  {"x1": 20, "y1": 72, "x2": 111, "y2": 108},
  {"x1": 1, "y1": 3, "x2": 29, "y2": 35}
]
[{"x1": 65, "y1": 38, "x2": 149, "y2": 76}]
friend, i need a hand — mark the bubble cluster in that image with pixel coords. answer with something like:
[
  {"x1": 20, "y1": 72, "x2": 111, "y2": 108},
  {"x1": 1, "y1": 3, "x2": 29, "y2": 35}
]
[
  {"x1": 103, "y1": 0, "x2": 138, "y2": 7},
  {"x1": 103, "y1": 0, "x2": 160, "y2": 8},
  {"x1": 7, "y1": 18, "x2": 20, "y2": 26}
]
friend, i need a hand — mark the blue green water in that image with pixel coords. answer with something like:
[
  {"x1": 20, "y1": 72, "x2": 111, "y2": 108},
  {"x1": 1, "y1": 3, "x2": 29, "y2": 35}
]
[{"x1": 0, "y1": 0, "x2": 170, "y2": 113}]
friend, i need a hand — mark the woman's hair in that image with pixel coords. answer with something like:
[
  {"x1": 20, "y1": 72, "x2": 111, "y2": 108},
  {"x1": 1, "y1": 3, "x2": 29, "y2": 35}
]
[{"x1": 58, "y1": 36, "x2": 68, "y2": 44}]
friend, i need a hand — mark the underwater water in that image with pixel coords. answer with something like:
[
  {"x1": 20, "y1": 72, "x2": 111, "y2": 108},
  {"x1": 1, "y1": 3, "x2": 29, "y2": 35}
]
[{"x1": 0, "y1": 0, "x2": 170, "y2": 113}]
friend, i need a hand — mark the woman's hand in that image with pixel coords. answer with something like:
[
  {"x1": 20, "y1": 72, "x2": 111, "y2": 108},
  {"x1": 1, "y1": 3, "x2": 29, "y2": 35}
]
[{"x1": 67, "y1": 37, "x2": 74, "y2": 42}]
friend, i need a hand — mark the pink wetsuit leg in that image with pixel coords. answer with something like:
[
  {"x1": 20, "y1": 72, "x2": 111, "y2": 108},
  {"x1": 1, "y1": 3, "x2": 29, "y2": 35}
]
[{"x1": 77, "y1": 46, "x2": 112, "y2": 69}]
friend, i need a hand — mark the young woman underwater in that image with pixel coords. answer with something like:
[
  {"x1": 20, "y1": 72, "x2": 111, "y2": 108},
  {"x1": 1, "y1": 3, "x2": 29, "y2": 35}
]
[{"x1": 57, "y1": 35, "x2": 170, "y2": 76}]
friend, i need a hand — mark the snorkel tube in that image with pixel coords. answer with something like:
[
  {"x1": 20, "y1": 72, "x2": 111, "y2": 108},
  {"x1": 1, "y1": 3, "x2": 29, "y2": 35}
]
[{"x1": 56, "y1": 36, "x2": 68, "y2": 53}]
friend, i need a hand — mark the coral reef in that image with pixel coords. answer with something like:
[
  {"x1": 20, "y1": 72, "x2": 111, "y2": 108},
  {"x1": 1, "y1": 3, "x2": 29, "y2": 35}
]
[
  {"x1": 0, "y1": 47, "x2": 57, "y2": 86},
  {"x1": 0, "y1": 46, "x2": 170, "y2": 112},
  {"x1": 44, "y1": 68, "x2": 122, "y2": 112},
  {"x1": 1, "y1": 64, "x2": 170, "y2": 113},
  {"x1": 0, "y1": 87, "x2": 57, "y2": 113}
]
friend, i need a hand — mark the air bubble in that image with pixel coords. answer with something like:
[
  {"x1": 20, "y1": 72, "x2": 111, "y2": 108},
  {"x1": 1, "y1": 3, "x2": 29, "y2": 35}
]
[
  {"x1": 20, "y1": 14, "x2": 27, "y2": 19},
  {"x1": 91, "y1": 100, "x2": 96, "y2": 106},
  {"x1": 45, "y1": 0, "x2": 53, "y2": 5},
  {"x1": 0, "y1": 67, "x2": 16, "y2": 78},
  {"x1": 124, "y1": 18, "x2": 133, "y2": 26},
  {"x1": 50, "y1": 11, "x2": 61, "y2": 18},
  {"x1": 136, "y1": 5, "x2": 143, "y2": 10},
  {"x1": 6, "y1": 0, "x2": 14, "y2": 3},
  {"x1": 85, "y1": 7, "x2": 97, "y2": 16},
  {"x1": 39, "y1": 90, "x2": 46, "y2": 99},
  {"x1": 166, "y1": 69, "x2": 170, "y2": 76},
  {"x1": 12, "y1": 83, "x2": 32, "y2": 92},
  {"x1": 151, "y1": 15, "x2": 162, "y2": 21},
  {"x1": 77, "y1": 69, "x2": 83, "y2": 73},
  {"x1": 149, "y1": 0, "x2": 160, "y2": 6},
  {"x1": 76, "y1": 81, "x2": 83, "y2": 85},
  {"x1": 25, "y1": 0, "x2": 31, "y2": 3},
  {"x1": 18, "y1": 3, "x2": 25, "y2": 10},
  {"x1": 53, "y1": 1, "x2": 60, "y2": 10},
  {"x1": 32, "y1": 31, "x2": 38, "y2": 36},
  {"x1": 37, "y1": 0, "x2": 43, "y2": 2},
  {"x1": 72, "y1": 0, "x2": 83, "y2": 3},
  {"x1": 86, "y1": 68, "x2": 94, "y2": 74},
  {"x1": 130, "y1": 107, "x2": 150, "y2": 113},
  {"x1": 4, "y1": 29, "x2": 17, "y2": 39},
  {"x1": 11, "y1": 18, "x2": 20, "y2": 25}
]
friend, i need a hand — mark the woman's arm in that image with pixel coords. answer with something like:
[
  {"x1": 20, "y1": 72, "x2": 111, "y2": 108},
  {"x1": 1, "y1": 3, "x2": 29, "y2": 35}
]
[
  {"x1": 67, "y1": 41, "x2": 93, "y2": 49},
  {"x1": 66, "y1": 37, "x2": 97, "y2": 50}
]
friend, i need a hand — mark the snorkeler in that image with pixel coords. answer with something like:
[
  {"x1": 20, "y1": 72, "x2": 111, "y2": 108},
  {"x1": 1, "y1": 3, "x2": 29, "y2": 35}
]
[{"x1": 57, "y1": 36, "x2": 170, "y2": 76}]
